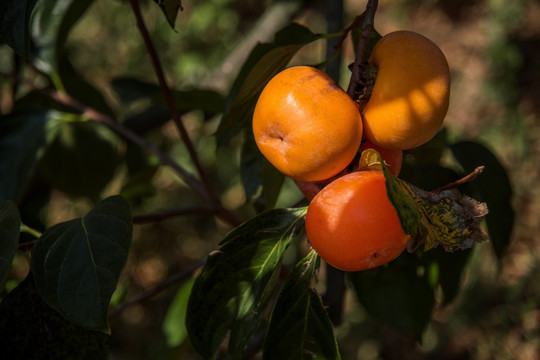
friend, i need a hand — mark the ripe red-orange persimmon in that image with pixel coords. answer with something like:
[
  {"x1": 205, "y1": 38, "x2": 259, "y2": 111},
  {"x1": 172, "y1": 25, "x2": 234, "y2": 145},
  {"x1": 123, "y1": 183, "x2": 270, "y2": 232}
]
[
  {"x1": 305, "y1": 171, "x2": 409, "y2": 271},
  {"x1": 252, "y1": 66, "x2": 363, "y2": 182}
]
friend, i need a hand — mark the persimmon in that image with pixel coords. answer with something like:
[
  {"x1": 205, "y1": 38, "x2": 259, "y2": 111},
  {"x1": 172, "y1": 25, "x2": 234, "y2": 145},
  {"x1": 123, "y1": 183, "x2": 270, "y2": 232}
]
[
  {"x1": 305, "y1": 171, "x2": 409, "y2": 271},
  {"x1": 362, "y1": 30, "x2": 450, "y2": 150},
  {"x1": 252, "y1": 66, "x2": 363, "y2": 182}
]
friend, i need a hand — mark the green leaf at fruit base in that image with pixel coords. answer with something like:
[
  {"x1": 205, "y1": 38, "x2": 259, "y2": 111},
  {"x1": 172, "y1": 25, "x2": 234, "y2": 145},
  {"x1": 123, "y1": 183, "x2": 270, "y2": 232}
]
[
  {"x1": 349, "y1": 253, "x2": 435, "y2": 341},
  {"x1": 186, "y1": 208, "x2": 306, "y2": 359},
  {"x1": 217, "y1": 23, "x2": 322, "y2": 146},
  {"x1": 0, "y1": 201, "x2": 20, "y2": 283},
  {"x1": 31, "y1": 195, "x2": 132, "y2": 332},
  {"x1": 37, "y1": 118, "x2": 122, "y2": 200},
  {"x1": 358, "y1": 149, "x2": 489, "y2": 252},
  {"x1": 0, "y1": 110, "x2": 61, "y2": 202},
  {"x1": 263, "y1": 250, "x2": 341, "y2": 360},
  {"x1": 450, "y1": 141, "x2": 514, "y2": 260},
  {"x1": 152, "y1": 0, "x2": 183, "y2": 29},
  {"x1": 0, "y1": 275, "x2": 109, "y2": 359}
]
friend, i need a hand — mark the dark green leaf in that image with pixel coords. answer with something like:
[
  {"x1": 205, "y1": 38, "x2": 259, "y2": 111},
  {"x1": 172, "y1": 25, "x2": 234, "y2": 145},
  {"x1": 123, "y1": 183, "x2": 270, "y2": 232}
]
[
  {"x1": 450, "y1": 141, "x2": 514, "y2": 259},
  {"x1": 263, "y1": 251, "x2": 341, "y2": 360},
  {"x1": 57, "y1": 57, "x2": 115, "y2": 117},
  {"x1": 112, "y1": 77, "x2": 226, "y2": 113},
  {"x1": 29, "y1": 0, "x2": 94, "y2": 74},
  {"x1": 240, "y1": 130, "x2": 264, "y2": 201},
  {"x1": 162, "y1": 278, "x2": 194, "y2": 348},
  {"x1": 0, "y1": 0, "x2": 37, "y2": 60},
  {"x1": 349, "y1": 253, "x2": 435, "y2": 340},
  {"x1": 186, "y1": 208, "x2": 306, "y2": 359},
  {"x1": 0, "y1": 275, "x2": 109, "y2": 359},
  {"x1": 217, "y1": 23, "x2": 321, "y2": 145},
  {"x1": 0, "y1": 201, "x2": 20, "y2": 283},
  {"x1": 153, "y1": 0, "x2": 183, "y2": 29},
  {"x1": 262, "y1": 160, "x2": 285, "y2": 210},
  {"x1": 0, "y1": 110, "x2": 60, "y2": 202},
  {"x1": 31, "y1": 195, "x2": 132, "y2": 332},
  {"x1": 422, "y1": 247, "x2": 472, "y2": 305},
  {"x1": 38, "y1": 119, "x2": 122, "y2": 199}
]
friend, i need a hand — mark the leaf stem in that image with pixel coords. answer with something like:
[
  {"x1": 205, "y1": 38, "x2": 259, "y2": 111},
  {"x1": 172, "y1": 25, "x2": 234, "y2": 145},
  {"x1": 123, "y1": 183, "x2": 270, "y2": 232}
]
[
  {"x1": 433, "y1": 166, "x2": 485, "y2": 193},
  {"x1": 346, "y1": 0, "x2": 378, "y2": 101}
]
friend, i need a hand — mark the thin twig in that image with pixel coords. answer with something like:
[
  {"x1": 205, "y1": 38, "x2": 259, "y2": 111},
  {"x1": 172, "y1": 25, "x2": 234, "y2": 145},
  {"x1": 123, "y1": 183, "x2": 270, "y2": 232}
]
[
  {"x1": 108, "y1": 260, "x2": 204, "y2": 320},
  {"x1": 346, "y1": 0, "x2": 378, "y2": 100},
  {"x1": 128, "y1": 0, "x2": 217, "y2": 203},
  {"x1": 132, "y1": 206, "x2": 220, "y2": 224},
  {"x1": 433, "y1": 166, "x2": 485, "y2": 193}
]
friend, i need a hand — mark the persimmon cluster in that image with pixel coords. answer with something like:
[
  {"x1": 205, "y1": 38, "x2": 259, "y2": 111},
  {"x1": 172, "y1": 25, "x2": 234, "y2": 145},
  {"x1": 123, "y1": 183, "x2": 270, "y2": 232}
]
[{"x1": 252, "y1": 31, "x2": 450, "y2": 271}]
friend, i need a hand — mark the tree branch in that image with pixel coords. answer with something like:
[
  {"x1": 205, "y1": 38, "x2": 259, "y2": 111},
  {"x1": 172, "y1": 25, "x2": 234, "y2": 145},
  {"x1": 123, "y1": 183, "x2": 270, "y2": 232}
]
[
  {"x1": 346, "y1": 0, "x2": 378, "y2": 100},
  {"x1": 108, "y1": 260, "x2": 204, "y2": 320},
  {"x1": 128, "y1": 0, "x2": 218, "y2": 204}
]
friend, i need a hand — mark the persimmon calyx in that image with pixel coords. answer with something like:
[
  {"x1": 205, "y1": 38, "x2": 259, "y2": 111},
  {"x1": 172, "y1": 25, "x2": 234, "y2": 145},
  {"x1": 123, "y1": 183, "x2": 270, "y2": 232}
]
[{"x1": 358, "y1": 149, "x2": 489, "y2": 252}]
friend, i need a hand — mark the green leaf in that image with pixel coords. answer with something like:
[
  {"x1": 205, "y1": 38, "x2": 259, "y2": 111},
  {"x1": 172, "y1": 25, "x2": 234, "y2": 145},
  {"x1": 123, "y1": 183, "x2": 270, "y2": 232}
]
[
  {"x1": 29, "y1": 0, "x2": 94, "y2": 74},
  {"x1": 217, "y1": 23, "x2": 321, "y2": 145},
  {"x1": 263, "y1": 251, "x2": 341, "y2": 360},
  {"x1": 153, "y1": 0, "x2": 183, "y2": 29},
  {"x1": 38, "y1": 119, "x2": 122, "y2": 199},
  {"x1": 358, "y1": 149, "x2": 489, "y2": 252},
  {"x1": 31, "y1": 195, "x2": 132, "y2": 332},
  {"x1": 349, "y1": 253, "x2": 435, "y2": 341},
  {"x1": 0, "y1": 275, "x2": 109, "y2": 359},
  {"x1": 422, "y1": 247, "x2": 472, "y2": 305},
  {"x1": 186, "y1": 208, "x2": 306, "y2": 359},
  {"x1": 57, "y1": 57, "x2": 115, "y2": 117},
  {"x1": 262, "y1": 160, "x2": 285, "y2": 210},
  {"x1": 162, "y1": 278, "x2": 194, "y2": 348},
  {"x1": 0, "y1": 201, "x2": 20, "y2": 283},
  {"x1": 450, "y1": 141, "x2": 514, "y2": 259},
  {"x1": 0, "y1": 0, "x2": 37, "y2": 60},
  {"x1": 0, "y1": 110, "x2": 60, "y2": 202}
]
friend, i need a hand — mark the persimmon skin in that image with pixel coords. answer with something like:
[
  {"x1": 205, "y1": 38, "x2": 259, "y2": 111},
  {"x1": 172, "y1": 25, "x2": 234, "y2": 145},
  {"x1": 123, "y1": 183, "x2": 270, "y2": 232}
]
[
  {"x1": 362, "y1": 31, "x2": 450, "y2": 150},
  {"x1": 305, "y1": 171, "x2": 409, "y2": 271},
  {"x1": 252, "y1": 66, "x2": 363, "y2": 182}
]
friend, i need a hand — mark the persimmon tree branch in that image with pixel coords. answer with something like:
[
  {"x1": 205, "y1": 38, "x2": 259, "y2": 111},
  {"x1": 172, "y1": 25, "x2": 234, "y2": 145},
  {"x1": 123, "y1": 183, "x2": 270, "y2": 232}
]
[
  {"x1": 346, "y1": 0, "x2": 378, "y2": 101},
  {"x1": 128, "y1": 0, "x2": 218, "y2": 204},
  {"x1": 108, "y1": 260, "x2": 205, "y2": 320},
  {"x1": 433, "y1": 166, "x2": 485, "y2": 193}
]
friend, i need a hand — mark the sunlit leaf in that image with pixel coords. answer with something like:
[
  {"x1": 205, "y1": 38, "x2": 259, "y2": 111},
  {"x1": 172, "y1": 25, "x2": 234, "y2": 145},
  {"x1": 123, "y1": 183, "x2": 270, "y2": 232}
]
[
  {"x1": 0, "y1": 275, "x2": 109, "y2": 358},
  {"x1": 29, "y1": 0, "x2": 94, "y2": 74},
  {"x1": 163, "y1": 278, "x2": 194, "y2": 348},
  {"x1": 263, "y1": 251, "x2": 341, "y2": 360},
  {"x1": 358, "y1": 149, "x2": 488, "y2": 252},
  {"x1": 450, "y1": 141, "x2": 514, "y2": 259},
  {"x1": 32, "y1": 195, "x2": 132, "y2": 332},
  {"x1": 217, "y1": 23, "x2": 321, "y2": 145},
  {"x1": 0, "y1": 110, "x2": 61, "y2": 202},
  {"x1": 152, "y1": 0, "x2": 183, "y2": 29},
  {"x1": 186, "y1": 208, "x2": 306, "y2": 359},
  {"x1": 349, "y1": 253, "x2": 435, "y2": 340},
  {"x1": 0, "y1": 200, "x2": 20, "y2": 283}
]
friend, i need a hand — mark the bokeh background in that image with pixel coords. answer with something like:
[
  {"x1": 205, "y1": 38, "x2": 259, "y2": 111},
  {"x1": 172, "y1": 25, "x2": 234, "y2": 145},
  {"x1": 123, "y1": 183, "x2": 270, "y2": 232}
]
[{"x1": 2, "y1": 0, "x2": 539, "y2": 359}]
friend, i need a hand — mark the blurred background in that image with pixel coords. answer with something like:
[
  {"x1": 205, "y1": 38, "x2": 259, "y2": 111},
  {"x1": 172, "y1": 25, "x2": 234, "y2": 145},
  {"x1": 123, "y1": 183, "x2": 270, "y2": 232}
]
[{"x1": 2, "y1": 0, "x2": 539, "y2": 359}]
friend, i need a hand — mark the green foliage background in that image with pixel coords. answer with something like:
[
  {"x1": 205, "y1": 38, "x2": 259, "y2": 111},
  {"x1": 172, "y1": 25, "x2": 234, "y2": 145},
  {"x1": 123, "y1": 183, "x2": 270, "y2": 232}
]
[{"x1": 0, "y1": 0, "x2": 539, "y2": 359}]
